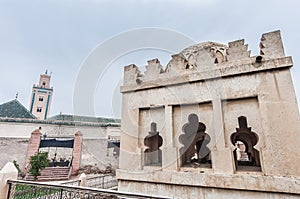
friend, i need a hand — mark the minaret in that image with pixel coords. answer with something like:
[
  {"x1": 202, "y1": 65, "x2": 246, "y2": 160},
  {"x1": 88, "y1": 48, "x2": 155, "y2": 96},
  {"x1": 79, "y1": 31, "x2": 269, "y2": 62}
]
[{"x1": 29, "y1": 70, "x2": 53, "y2": 120}]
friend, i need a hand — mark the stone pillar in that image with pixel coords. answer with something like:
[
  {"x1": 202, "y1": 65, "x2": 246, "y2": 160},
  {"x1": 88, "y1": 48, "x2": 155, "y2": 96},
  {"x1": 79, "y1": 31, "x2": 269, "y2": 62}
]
[
  {"x1": 0, "y1": 162, "x2": 18, "y2": 199},
  {"x1": 72, "y1": 131, "x2": 83, "y2": 175},
  {"x1": 211, "y1": 98, "x2": 234, "y2": 174},
  {"x1": 24, "y1": 129, "x2": 41, "y2": 172},
  {"x1": 162, "y1": 105, "x2": 178, "y2": 171},
  {"x1": 79, "y1": 173, "x2": 87, "y2": 187},
  {"x1": 118, "y1": 105, "x2": 141, "y2": 171}
]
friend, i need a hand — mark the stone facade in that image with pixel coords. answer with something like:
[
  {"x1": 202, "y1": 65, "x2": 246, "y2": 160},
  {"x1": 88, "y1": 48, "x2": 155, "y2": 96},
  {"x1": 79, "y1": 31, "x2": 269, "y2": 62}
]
[{"x1": 117, "y1": 30, "x2": 300, "y2": 198}]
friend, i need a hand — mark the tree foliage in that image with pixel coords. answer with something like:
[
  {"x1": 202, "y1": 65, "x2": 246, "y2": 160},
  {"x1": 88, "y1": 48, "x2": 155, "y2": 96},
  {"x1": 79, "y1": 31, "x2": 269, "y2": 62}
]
[{"x1": 29, "y1": 152, "x2": 50, "y2": 180}]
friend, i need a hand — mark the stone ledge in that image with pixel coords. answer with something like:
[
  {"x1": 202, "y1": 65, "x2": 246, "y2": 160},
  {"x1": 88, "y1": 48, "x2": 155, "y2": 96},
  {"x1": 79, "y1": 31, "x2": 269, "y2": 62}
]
[
  {"x1": 0, "y1": 118, "x2": 121, "y2": 127},
  {"x1": 116, "y1": 169, "x2": 300, "y2": 195},
  {"x1": 121, "y1": 56, "x2": 292, "y2": 93}
]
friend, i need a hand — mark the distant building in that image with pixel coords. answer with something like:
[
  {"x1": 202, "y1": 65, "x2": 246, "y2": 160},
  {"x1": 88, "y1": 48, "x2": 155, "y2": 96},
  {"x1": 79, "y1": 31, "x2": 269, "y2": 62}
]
[
  {"x1": 0, "y1": 111, "x2": 120, "y2": 171},
  {"x1": 0, "y1": 72, "x2": 121, "y2": 173},
  {"x1": 29, "y1": 71, "x2": 53, "y2": 120}
]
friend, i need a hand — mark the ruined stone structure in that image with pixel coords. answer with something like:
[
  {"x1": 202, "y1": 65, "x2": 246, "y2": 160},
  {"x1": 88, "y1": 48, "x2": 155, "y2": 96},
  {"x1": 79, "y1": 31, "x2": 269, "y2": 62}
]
[{"x1": 117, "y1": 30, "x2": 300, "y2": 198}]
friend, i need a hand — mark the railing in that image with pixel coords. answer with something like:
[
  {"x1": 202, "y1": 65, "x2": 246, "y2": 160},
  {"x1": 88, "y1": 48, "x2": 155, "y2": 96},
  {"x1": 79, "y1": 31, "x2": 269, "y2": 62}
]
[
  {"x1": 86, "y1": 174, "x2": 117, "y2": 189},
  {"x1": 60, "y1": 178, "x2": 81, "y2": 186},
  {"x1": 7, "y1": 179, "x2": 172, "y2": 199},
  {"x1": 61, "y1": 174, "x2": 118, "y2": 189}
]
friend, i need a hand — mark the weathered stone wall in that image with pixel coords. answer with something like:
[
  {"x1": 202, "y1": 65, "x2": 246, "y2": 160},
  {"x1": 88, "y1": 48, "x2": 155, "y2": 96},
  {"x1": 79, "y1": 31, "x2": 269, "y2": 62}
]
[
  {"x1": 81, "y1": 139, "x2": 119, "y2": 169},
  {"x1": 0, "y1": 137, "x2": 119, "y2": 171},
  {"x1": 117, "y1": 30, "x2": 300, "y2": 197},
  {"x1": 119, "y1": 62, "x2": 300, "y2": 175},
  {"x1": 0, "y1": 120, "x2": 120, "y2": 171},
  {"x1": 0, "y1": 138, "x2": 28, "y2": 170}
]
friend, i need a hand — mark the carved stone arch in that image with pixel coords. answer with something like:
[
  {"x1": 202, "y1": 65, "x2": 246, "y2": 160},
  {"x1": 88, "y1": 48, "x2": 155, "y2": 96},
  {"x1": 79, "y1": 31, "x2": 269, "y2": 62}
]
[
  {"x1": 230, "y1": 116, "x2": 261, "y2": 171},
  {"x1": 214, "y1": 50, "x2": 224, "y2": 64},
  {"x1": 144, "y1": 122, "x2": 163, "y2": 166},
  {"x1": 179, "y1": 113, "x2": 211, "y2": 167},
  {"x1": 187, "y1": 54, "x2": 196, "y2": 69}
]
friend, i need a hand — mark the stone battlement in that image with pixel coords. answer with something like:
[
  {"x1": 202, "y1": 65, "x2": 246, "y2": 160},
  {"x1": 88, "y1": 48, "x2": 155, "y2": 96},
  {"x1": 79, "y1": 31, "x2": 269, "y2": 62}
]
[{"x1": 122, "y1": 30, "x2": 290, "y2": 93}]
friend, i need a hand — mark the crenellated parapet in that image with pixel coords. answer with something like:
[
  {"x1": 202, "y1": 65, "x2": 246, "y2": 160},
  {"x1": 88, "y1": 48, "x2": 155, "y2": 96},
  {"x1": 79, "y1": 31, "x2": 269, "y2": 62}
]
[
  {"x1": 227, "y1": 39, "x2": 250, "y2": 62},
  {"x1": 123, "y1": 64, "x2": 143, "y2": 85},
  {"x1": 259, "y1": 30, "x2": 285, "y2": 58},
  {"x1": 144, "y1": 58, "x2": 164, "y2": 81},
  {"x1": 122, "y1": 30, "x2": 292, "y2": 93}
]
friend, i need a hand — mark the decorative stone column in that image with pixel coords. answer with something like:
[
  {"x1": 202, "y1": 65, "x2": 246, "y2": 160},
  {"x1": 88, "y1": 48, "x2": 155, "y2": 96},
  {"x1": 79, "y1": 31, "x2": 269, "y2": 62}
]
[
  {"x1": 71, "y1": 131, "x2": 83, "y2": 175},
  {"x1": 211, "y1": 98, "x2": 234, "y2": 174},
  {"x1": 24, "y1": 129, "x2": 41, "y2": 172},
  {"x1": 162, "y1": 105, "x2": 179, "y2": 171}
]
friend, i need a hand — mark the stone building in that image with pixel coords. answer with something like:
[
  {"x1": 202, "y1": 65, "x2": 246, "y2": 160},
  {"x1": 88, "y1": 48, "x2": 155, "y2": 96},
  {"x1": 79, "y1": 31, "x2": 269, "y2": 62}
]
[
  {"x1": 117, "y1": 30, "x2": 300, "y2": 198},
  {"x1": 0, "y1": 107, "x2": 120, "y2": 172},
  {"x1": 0, "y1": 72, "x2": 121, "y2": 172}
]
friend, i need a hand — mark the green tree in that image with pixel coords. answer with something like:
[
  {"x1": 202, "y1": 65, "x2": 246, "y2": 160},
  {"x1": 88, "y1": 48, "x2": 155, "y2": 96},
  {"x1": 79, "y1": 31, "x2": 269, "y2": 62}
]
[{"x1": 29, "y1": 152, "x2": 50, "y2": 180}]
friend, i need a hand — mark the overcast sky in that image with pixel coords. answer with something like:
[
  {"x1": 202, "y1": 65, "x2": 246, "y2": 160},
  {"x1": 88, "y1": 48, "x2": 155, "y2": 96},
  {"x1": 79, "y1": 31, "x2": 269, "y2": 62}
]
[{"x1": 0, "y1": 0, "x2": 299, "y2": 119}]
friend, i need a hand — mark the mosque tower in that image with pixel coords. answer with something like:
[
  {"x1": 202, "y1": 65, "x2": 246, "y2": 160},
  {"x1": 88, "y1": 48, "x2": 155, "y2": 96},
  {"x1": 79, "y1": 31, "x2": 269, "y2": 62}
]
[{"x1": 29, "y1": 70, "x2": 53, "y2": 119}]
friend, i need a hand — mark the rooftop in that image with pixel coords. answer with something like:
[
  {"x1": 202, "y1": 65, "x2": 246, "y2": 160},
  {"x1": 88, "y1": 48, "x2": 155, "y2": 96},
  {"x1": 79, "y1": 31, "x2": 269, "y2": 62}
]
[
  {"x1": 0, "y1": 100, "x2": 121, "y2": 127},
  {"x1": 0, "y1": 99, "x2": 36, "y2": 119},
  {"x1": 47, "y1": 114, "x2": 121, "y2": 124}
]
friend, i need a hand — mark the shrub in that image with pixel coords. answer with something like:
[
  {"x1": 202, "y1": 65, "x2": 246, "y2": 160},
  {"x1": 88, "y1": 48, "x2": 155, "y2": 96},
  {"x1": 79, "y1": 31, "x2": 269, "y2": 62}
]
[{"x1": 29, "y1": 152, "x2": 50, "y2": 180}]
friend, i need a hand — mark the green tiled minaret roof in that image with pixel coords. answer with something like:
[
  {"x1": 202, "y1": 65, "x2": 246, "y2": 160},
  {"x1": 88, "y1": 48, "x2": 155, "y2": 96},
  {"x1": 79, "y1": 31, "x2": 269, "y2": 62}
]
[{"x1": 0, "y1": 99, "x2": 36, "y2": 119}]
